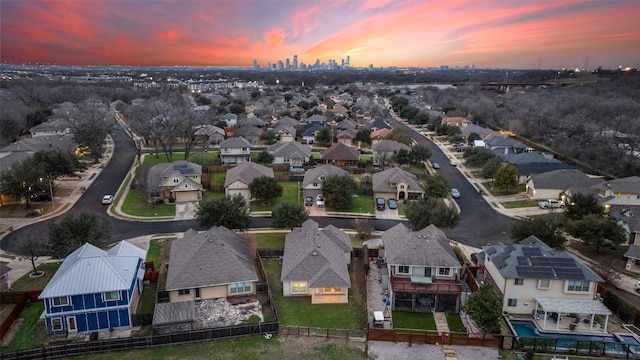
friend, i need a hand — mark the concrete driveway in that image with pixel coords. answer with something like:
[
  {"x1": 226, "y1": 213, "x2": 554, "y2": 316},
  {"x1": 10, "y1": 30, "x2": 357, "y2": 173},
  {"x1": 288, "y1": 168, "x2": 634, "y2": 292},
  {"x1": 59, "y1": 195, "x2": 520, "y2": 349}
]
[{"x1": 175, "y1": 201, "x2": 198, "y2": 220}]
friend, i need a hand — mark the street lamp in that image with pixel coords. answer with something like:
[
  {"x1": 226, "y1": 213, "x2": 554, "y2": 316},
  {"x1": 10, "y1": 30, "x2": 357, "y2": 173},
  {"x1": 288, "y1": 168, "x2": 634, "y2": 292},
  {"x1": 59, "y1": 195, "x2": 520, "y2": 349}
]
[{"x1": 40, "y1": 176, "x2": 54, "y2": 211}]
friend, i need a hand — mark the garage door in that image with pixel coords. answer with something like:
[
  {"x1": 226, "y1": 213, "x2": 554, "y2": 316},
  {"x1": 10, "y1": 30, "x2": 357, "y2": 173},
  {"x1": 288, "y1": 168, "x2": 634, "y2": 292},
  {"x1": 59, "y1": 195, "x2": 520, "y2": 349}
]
[{"x1": 175, "y1": 191, "x2": 198, "y2": 202}]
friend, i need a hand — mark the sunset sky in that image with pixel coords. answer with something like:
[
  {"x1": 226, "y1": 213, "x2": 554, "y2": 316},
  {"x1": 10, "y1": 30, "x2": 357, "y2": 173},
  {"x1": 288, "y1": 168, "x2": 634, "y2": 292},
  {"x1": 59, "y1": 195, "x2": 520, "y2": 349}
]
[{"x1": 1, "y1": 0, "x2": 639, "y2": 70}]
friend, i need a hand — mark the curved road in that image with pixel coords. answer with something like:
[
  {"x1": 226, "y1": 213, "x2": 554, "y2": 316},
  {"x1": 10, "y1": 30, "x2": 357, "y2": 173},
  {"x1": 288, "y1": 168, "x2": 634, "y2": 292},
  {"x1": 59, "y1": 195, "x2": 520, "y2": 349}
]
[{"x1": 1, "y1": 115, "x2": 512, "y2": 255}]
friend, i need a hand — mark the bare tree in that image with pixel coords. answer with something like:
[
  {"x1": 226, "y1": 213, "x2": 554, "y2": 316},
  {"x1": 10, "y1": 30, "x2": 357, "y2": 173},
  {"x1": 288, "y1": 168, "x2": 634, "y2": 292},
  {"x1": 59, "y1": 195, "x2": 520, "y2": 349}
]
[
  {"x1": 20, "y1": 234, "x2": 47, "y2": 276},
  {"x1": 69, "y1": 103, "x2": 115, "y2": 163},
  {"x1": 352, "y1": 218, "x2": 375, "y2": 240}
]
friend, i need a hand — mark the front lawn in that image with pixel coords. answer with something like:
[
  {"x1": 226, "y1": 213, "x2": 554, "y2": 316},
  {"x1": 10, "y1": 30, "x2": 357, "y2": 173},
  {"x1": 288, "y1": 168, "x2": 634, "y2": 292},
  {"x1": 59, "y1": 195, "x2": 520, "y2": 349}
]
[
  {"x1": 262, "y1": 259, "x2": 365, "y2": 329},
  {"x1": 502, "y1": 199, "x2": 539, "y2": 209},
  {"x1": 10, "y1": 262, "x2": 61, "y2": 292},
  {"x1": 445, "y1": 313, "x2": 466, "y2": 333},
  {"x1": 392, "y1": 311, "x2": 436, "y2": 331},
  {"x1": 249, "y1": 182, "x2": 300, "y2": 211},
  {"x1": 121, "y1": 190, "x2": 175, "y2": 217},
  {"x1": 342, "y1": 195, "x2": 374, "y2": 214}
]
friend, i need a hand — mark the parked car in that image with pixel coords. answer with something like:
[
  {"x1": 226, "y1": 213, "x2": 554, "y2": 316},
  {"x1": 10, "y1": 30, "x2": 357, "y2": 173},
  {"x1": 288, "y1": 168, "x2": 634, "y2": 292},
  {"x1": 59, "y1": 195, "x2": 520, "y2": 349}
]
[
  {"x1": 432, "y1": 162, "x2": 440, "y2": 169},
  {"x1": 376, "y1": 198, "x2": 386, "y2": 211},
  {"x1": 102, "y1": 194, "x2": 114, "y2": 205},
  {"x1": 634, "y1": 280, "x2": 640, "y2": 293},
  {"x1": 449, "y1": 159, "x2": 458, "y2": 166},
  {"x1": 387, "y1": 198, "x2": 398, "y2": 210},
  {"x1": 538, "y1": 199, "x2": 565, "y2": 209},
  {"x1": 30, "y1": 191, "x2": 52, "y2": 202},
  {"x1": 315, "y1": 194, "x2": 325, "y2": 208},
  {"x1": 450, "y1": 188, "x2": 460, "y2": 199},
  {"x1": 304, "y1": 196, "x2": 313, "y2": 207}
]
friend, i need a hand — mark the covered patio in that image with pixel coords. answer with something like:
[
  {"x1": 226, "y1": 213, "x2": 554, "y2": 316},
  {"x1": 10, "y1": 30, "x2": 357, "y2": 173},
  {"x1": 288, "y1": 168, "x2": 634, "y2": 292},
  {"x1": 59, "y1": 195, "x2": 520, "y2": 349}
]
[{"x1": 533, "y1": 297, "x2": 612, "y2": 334}]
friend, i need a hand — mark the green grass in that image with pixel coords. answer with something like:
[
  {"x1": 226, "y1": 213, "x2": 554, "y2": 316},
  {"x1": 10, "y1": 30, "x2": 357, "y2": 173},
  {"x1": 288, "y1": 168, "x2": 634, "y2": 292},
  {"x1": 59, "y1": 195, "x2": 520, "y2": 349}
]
[
  {"x1": 263, "y1": 259, "x2": 365, "y2": 329},
  {"x1": 342, "y1": 195, "x2": 374, "y2": 214},
  {"x1": 250, "y1": 182, "x2": 300, "y2": 211},
  {"x1": 392, "y1": 311, "x2": 436, "y2": 331},
  {"x1": 502, "y1": 199, "x2": 539, "y2": 209},
  {"x1": 138, "y1": 282, "x2": 157, "y2": 314},
  {"x1": 255, "y1": 232, "x2": 286, "y2": 248},
  {"x1": 143, "y1": 152, "x2": 187, "y2": 167},
  {"x1": 121, "y1": 190, "x2": 176, "y2": 217},
  {"x1": 445, "y1": 313, "x2": 466, "y2": 333},
  {"x1": 146, "y1": 239, "x2": 162, "y2": 268},
  {"x1": 208, "y1": 172, "x2": 225, "y2": 186},
  {"x1": 10, "y1": 262, "x2": 61, "y2": 291},
  {"x1": 67, "y1": 335, "x2": 366, "y2": 360},
  {"x1": 2, "y1": 302, "x2": 51, "y2": 352}
]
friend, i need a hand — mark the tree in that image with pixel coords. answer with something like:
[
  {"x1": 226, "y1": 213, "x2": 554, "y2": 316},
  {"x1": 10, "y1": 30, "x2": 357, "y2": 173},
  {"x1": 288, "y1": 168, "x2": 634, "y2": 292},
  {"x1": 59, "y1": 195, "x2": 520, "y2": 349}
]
[
  {"x1": 49, "y1": 211, "x2": 111, "y2": 259},
  {"x1": 423, "y1": 175, "x2": 449, "y2": 198},
  {"x1": 20, "y1": 234, "x2": 47, "y2": 276},
  {"x1": 249, "y1": 176, "x2": 283, "y2": 205},
  {"x1": 354, "y1": 128, "x2": 371, "y2": 145},
  {"x1": 392, "y1": 149, "x2": 411, "y2": 166},
  {"x1": 565, "y1": 214, "x2": 627, "y2": 253},
  {"x1": 510, "y1": 217, "x2": 566, "y2": 249},
  {"x1": 321, "y1": 174, "x2": 357, "y2": 210},
  {"x1": 195, "y1": 194, "x2": 251, "y2": 230},
  {"x1": 69, "y1": 104, "x2": 115, "y2": 163},
  {"x1": 0, "y1": 157, "x2": 46, "y2": 208},
  {"x1": 31, "y1": 150, "x2": 84, "y2": 179},
  {"x1": 465, "y1": 284, "x2": 502, "y2": 333},
  {"x1": 315, "y1": 126, "x2": 332, "y2": 146},
  {"x1": 256, "y1": 150, "x2": 274, "y2": 164},
  {"x1": 493, "y1": 164, "x2": 518, "y2": 192},
  {"x1": 386, "y1": 127, "x2": 412, "y2": 146},
  {"x1": 482, "y1": 157, "x2": 503, "y2": 180},
  {"x1": 352, "y1": 218, "x2": 375, "y2": 240},
  {"x1": 409, "y1": 144, "x2": 431, "y2": 165},
  {"x1": 564, "y1": 192, "x2": 604, "y2": 220},
  {"x1": 463, "y1": 147, "x2": 496, "y2": 167},
  {"x1": 260, "y1": 129, "x2": 277, "y2": 145},
  {"x1": 405, "y1": 197, "x2": 459, "y2": 229},
  {"x1": 271, "y1": 202, "x2": 309, "y2": 230},
  {"x1": 466, "y1": 132, "x2": 481, "y2": 146}
]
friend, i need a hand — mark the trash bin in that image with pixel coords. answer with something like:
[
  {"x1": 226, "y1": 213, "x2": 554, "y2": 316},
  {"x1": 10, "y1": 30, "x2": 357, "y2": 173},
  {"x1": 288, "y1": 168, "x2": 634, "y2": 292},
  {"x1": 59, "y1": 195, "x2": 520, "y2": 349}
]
[{"x1": 90, "y1": 332, "x2": 98, "y2": 341}]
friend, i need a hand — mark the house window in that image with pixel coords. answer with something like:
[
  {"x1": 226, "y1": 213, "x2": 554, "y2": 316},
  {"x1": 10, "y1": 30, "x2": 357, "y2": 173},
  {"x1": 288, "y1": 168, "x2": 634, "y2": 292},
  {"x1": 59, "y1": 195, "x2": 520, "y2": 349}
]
[
  {"x1": 322, "y1": 288, "x2": 342, "y2": 293},
  {"x1": 291, "y1": 282, "x2": 307, "y2": 293},
  {"x1": 284, "y1": 157, "x2": 289, "y2": 163},
  {"x1": 104, "y1": 291, "x2": 120, "y2": 302},
  {"x1": 230, "y1": 282, "x2": 251, "y2": 294},
  {"x1": 514, "y1": 278, "x2": 524, "y2": 286},
  {"x1": 223, "y1": 148, "x2": 229, "y2": 152},
  {"x1": 178, "y1": 289, "x2": 190, "y2": 295},
  {"x1": 538, "y1": 279, "x2": 551, "y2": 289},
  {"x1": 242, "y1": 147, "x2": 247, "y2": 151},
  {"x1": 507, "y1": 299, "x2": 517, "y2": 307},
  {"x1": 400, "y1": 185, "x2": 405, "y2": 189},
  {"x1": 51, "y1": 317, "x2": 63, "y2": 331},
  {"x1": 438, "y1": 268, "x2": 451, "y2": 276},
  {"x1": 567, "y1": 280, "x2": 590, "y2": 292},
  {"x1": 398, "y1": 266, "x2": 410, "y2": 274},
  {"x1": 52, "y1": 296, "x2": 69, "y2": 307},
  {"x1": 174, "y1": 178, "x2": 179, "y2": 183}
]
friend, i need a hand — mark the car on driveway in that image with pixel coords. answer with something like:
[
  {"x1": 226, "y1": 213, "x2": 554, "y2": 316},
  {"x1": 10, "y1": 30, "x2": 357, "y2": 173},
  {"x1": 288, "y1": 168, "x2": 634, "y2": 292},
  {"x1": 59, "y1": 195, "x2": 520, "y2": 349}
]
[
  {"x1": 450, "y1": 188, "x2": 460, "y2": 199},
  {"x1": 387, "y1": 198, "x2": 398, "y2": 210},
  {"x1": 538, "y1": 199, "x2": 565, "y2": 209},
  {"x1": 102, "y1": 194, "x2": 114, "y2": 204},
  {"x1": 432, "y1": 162, "x2": 440, "y2": 169},
  {"x1": 449, "y1": 159, "x2": 458, "y2": 166},
  {"x1": 304, "y1": 196, "x2": 313, "y2": 207},
  {"x1": 376, "y1": 198, "x2": 386, "y2": 211},
  {"x1": 31, "y1": 191, "x2": 52, "y2": 202},
  {"x1": 315, "y1": 194, "x2": 325, "y2": 208}
]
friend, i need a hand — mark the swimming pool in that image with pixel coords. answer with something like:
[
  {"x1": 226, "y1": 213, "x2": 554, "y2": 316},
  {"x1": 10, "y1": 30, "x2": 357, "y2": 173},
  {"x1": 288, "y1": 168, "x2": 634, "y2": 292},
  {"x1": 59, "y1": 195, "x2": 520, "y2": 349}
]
[{"x1": 509, "y1": 319, "x2": 640, "y2": 355}]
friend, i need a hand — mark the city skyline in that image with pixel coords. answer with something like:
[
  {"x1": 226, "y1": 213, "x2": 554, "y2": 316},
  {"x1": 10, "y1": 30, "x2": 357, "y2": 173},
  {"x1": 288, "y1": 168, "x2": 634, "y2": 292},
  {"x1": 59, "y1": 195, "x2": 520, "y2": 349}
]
[{"x1": 1, "y1": 0, "x2": 639, "y2": 70}]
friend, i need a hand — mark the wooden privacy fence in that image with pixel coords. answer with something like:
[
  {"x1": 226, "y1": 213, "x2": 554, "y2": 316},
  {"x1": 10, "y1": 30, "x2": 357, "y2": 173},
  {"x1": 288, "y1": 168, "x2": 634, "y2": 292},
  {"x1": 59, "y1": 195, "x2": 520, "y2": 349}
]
[
  {"x1": 366, "y1": 327, "x2": 502, "y2": 348},
  {"x1": 281, "y1": 325, "x2": 366, "y2": 341},
  {"x1": 1, "y1": 321, "x2": 280, "y2": 360},
  {"x1": 0, "y1": 291, "x2": 42, "y2": 341}
]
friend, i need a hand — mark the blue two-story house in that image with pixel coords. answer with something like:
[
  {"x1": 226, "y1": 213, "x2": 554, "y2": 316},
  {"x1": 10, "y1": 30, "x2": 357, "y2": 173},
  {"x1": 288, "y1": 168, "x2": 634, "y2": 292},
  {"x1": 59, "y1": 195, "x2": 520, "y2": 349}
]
[{"x1": 38, "y1": 241, "x2": 147, "y2": 336}]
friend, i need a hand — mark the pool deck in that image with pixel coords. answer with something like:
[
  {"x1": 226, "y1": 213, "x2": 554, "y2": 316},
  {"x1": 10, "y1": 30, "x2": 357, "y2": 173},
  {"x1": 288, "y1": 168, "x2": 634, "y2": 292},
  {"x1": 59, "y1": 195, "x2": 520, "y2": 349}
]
[{"x1": 513, "y1": 315, "x2": 609, "y2": 335}]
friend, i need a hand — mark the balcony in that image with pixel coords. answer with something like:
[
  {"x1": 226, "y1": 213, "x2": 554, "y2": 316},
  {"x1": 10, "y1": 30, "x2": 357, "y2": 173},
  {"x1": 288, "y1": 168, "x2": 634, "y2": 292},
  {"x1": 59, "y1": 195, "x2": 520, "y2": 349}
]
[{"x1": 390, "y1": 274, "x2": 462, "y2": 294}]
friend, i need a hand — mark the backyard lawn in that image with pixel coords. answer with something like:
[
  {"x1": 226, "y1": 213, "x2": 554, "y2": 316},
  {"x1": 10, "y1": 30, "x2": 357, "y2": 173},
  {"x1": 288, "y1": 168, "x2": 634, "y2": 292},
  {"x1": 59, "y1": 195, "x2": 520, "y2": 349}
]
[
  {"x1": 254, "y1": 232, "x2": 287, "y2": 249},
  {"x1": 262, "y1": 259, "x2": 365, "y2": 330},
  {"x1": 392, "y1": 311, "x2": 437, "y2": 331},
  {"x1": 445, "y1": 313, "x2": 467, "y2": 333},
  {"x1": 9, "y1": 262, "x2": 61, "y2": 292}
]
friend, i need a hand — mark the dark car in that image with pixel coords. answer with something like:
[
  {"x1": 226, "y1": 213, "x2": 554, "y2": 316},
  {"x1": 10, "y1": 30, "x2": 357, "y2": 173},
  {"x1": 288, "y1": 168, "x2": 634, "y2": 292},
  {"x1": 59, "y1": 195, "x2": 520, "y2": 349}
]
[
  {"x1": 387, "y1": 198, "x2": 398, "y2": 210},
  {"x1": 376, "y1": 198, "x2": 386, "y2": 211},
  {"x1": 304, "y1": 196, "x2": 313, "y2": 207},
  {"x1": 31, "y1": 191, "x2": 52, "y2": 202}
]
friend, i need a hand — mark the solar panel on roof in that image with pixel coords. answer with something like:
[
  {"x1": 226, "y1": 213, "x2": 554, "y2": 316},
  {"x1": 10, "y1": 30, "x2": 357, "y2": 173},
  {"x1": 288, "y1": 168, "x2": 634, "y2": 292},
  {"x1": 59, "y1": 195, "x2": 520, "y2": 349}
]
[
  {"x1": 531, "y1": 257, "x2": 576, "y2": 268},
  {"x1": 181, "y1": 169, "x2": 194, "y2": 174},
  {"x1": 522, "y1": 247, "x2": 542, "y2": 257},
  {"x1": 517, "y1": 257, "x2": 530, "y2": 266},
  {"x1": 486, "y1": 247, "x2": 497, "y2": 255},
  {"x1": 516, "y1": 266, "x2": 554, "y2": 278},
  {"x1": 505, "y1": 245, "x2": 515, "y2": 253},
  {"x1": 554, "y1": 267, "x2": 585, "y2": 280}
]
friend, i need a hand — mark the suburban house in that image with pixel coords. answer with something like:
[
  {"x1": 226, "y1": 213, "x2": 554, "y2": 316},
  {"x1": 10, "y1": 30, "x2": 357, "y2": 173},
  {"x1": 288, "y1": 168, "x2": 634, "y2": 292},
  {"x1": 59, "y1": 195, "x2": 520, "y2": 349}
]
[
  {"x1": 370, "y1": 128, "x2": 391, "y2": 145},
  {"x1": 147, "y1": 160, "x2": 204, "y2": 202},
  {"x1": 278, "y1": 116, "x2": 299, "y2": 128},
  {"x1": 224, "y1": 161, "x2": 274, "y2": 202},
  {"x1": 590, "y1": 176, "x2": 640, "y2": 209},
  {"x1": 497, "y1": 152, "x2": 575, "y2": 183},
  {"x1": 305, "y1": 114, "x2": 327, "y2": 128},
  {"x1": 38, "y1": 241, "x2": 147, "y2": 336},
  {"x1": 219, "y1": 137, "x2": 252, "y2": 165},
  {"x1": 272, "y1": 123, "x2": 296, "y2": 142},
  {"x1": 0, "y1": 262, "x2": 10, "y2": 292},
  {"x1": 280, "y1": 220, "x2": 352, "y2": 304},
  {"x1": 372, "y1": 140, "x2": 411, "y2": 166},
  {"x1": 301, "y1": 164, "x2": 349, "y2": 199},
  {"x1": 193, "y1": 124, "x2": 225, "y2": 146},
  {"x1": 335, "y1": 119, "x2": 358, "y2": 131},
  {"x1": 372, "y1": 167, "x2": 425, "y2": 201},
  {"x1": 0, "y1": 134, "x2": 78, "y2": 157},
  {"x1": 478, "y1": 236, "x2": 611, "y2": 332},
  {"x1": 302, "y1": 125, "x2": 322, "y2": 145},
  {"x1": 164, "y1": 227, "x2": 258, "y2": 303},
  {"x1": 267, "y1": 141, "x2": 311, "y2": 167},
  {"x1": 29, "y1": 118, "x2": 72, "y2": 137},
  {"x1": 381, "y1": 224, "x2": 462, "y2": 312},
  {"x1": 366, "y1": 118, "x2": 391, "y2": 131},
  {"x1": 320, "y1": 142, "x2": 359, "y2": 168},
  {"x1": 623, "y1": 227, "x2": 640, "y2": 272},
  {"x1": 484, "y1": 134, "x2": 529, "y2": 155},
  {"x1": 460, "y1": 124, "x2": 496, "y2": 140},
  {"x1": 233, "y1": 125, "x2": 262, "y2": 146},
  {"x1": 526, "y1": 169, "x2": 601, "y2": 200},
  {"x1": 442, "y1": 117, "x2": 472, "y2": 128},
  {"x1": 218, "y1": 113, "x2": 238, "y2": 127},
  {"x1": 336, "y1": 128, "x2": 357, "y2": 146}
]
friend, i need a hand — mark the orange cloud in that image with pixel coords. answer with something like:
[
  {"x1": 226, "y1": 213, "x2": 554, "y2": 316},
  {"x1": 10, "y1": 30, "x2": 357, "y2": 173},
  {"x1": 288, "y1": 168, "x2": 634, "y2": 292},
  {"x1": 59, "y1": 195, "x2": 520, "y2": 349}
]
[{"x1": 156, "y1": 29, "x2": 180, "y2": 41}]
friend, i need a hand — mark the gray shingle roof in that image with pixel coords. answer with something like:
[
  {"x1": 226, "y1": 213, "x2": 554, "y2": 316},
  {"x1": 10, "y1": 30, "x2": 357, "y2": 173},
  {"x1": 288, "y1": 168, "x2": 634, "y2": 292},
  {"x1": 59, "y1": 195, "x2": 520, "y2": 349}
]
[
  {"x1": 482, "y1": 236, "x2": 602, "y2": 282},
  {"x1": 372, "y1": 139, "x2": 411, "y2": 152},
  {"x1": 595, "y1": 176, "x2": 640, "y2": 194},
  {"x1": 224, "y1": 161, "x2": 274, "y2": 187},
  {"x1": 267, "y1": 141, "x2": 311, "y2": 159},
  {"x1": 280, "y1": 220, "x2": 351, "y2": 288},
  {"x1": 372, "y1": 167, "x2": 424, "y2": 194},
  {"x1": 166, "y1": 227, "x2": 258, "y2": 291},
  {"x1": 301, "y1": 164, "x2": 349, "y2": 187},
  {"x1": 624, "y1": 245, "x2": 640, "y2": 260},
  {"x1": 320, "y1": 142, "x2": 359, "y2": 161},
  {"x1": 529, "y1": 169, "x2": 602, "y2": 189},
  {"x1": 147, "y1": 160, "x2": 203, "y2": 191},
  {"x1": 39, "y1": 241, "x2": 146, "y2": 298},
  {"x1": 382, "y1": 224, "x2": 460, "y2": 268},
  {"x1": 0, "y1": 134, "x2": 77, "y2": 153},
  {"x1": 220, "y1": 136, "x2": 252, "y2": 148}
]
